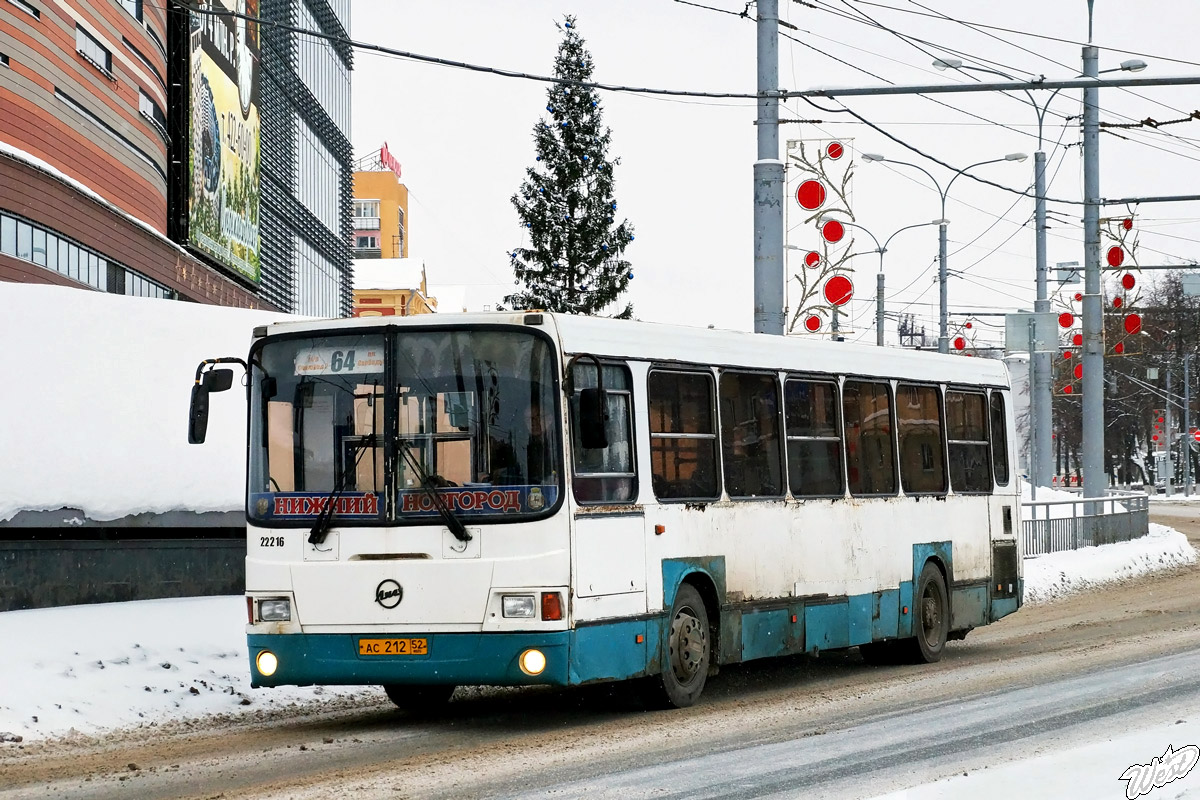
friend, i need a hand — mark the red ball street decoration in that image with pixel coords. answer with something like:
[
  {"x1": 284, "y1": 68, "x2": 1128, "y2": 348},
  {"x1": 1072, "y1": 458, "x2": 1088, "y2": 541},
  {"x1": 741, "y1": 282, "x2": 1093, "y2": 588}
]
[
  {"x1": 1122, "y1": 273, "x2": 1136, "y2": 290},
  {"x1": 796, "y1": 180, "x2": 827, "y2": 211},
  {"x1": 1107, "y1": 246, "x2": 1125, "y2": 268},
  {"x1": 1072, "y1": 333, "x2": 1083, "y2": 346},
  {"x1": 1123, "y1": 218, "x2": 1133, "y2": 230},
  {"x1": 965, "y1": 322, "x2": 973, "y2": 329},
  {"x1": 1115, "y1": 342, "x2": 1126, "y2": 354},
  {"x1": 1063, "y1": 350, "x2": 1073, "y2": 359},
  {"x1": 826, "y1": 142, "x2": 844, "y2": 160},
  {"x1": 1064, "y1": 385, "x2": 1074, "y2": 395},
  {"x1": 954, "y1": 336, "x2": 966, "y2": 351},
  {"x1": 1124, "y1": 313, "x2": 1142, "y2": 335},
  {"x1": 823, "y1": 274, "x2": 854, "y2": 306},
  {"x1": 1074, "y1": 292, "x2": 1083, "y2": 302},
  {"x1": 1114, "y1": 296, "x2": 1124, "y2": 309},
  {"x1": 1074, "y1": 363, "x2": 1083, "y2": 380},
  {"x1": 1059, "y1": 312, "x2": 1075, "y2": 328},
  {"x1": 804, "y1": 315, "x2": 821, "y2": 332},
  {"x1": 821, "y1": 220, "x2": 845, "y2": 243},
  {"x1": 1153, "y1": 434, "x2": 1160, "y2": 442},
  {"x1": 804, "y1": 251, "x2": 821, "y2": 268}
]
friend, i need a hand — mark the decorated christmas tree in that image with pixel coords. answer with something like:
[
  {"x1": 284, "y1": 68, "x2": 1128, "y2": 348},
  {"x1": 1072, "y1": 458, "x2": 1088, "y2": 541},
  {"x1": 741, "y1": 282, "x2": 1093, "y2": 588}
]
[{"x1": 504, "y1": 16, "x2": 635, "y2": 318}]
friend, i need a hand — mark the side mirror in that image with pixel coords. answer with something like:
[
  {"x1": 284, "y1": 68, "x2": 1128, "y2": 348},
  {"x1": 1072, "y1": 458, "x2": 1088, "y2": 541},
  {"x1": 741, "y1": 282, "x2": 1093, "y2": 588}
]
[
  {"x1": 188, "y1": 383, "x2": 211, "y2": 444},
  {"x1": 203, "y1": 368, "x2": 235, "y2": 392},
  {"x1": 578, "y1": 387, "x2": 609, "y2": 449}
]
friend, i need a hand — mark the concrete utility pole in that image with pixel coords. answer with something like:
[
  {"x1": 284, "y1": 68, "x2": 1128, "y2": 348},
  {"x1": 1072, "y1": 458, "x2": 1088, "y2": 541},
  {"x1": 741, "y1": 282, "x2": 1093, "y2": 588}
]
[
  {"x1": 1081, "y1": 44, "x2": 1105, "y2": 502},
  {"x1": 752, "y1": 0, "x2": 784, "y2": 335},
  {"x1": 1166, "y1": 367, "x2": 1175, "y2": 496},
  {"x1": 1186, "y1": 354, "x2": 1193, "y2": 497}
]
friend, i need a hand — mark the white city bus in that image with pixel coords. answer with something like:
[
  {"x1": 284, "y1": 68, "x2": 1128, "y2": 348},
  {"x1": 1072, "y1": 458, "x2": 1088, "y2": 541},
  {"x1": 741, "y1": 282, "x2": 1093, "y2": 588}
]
[{"x1": 188, "y1": 312, "x2": 1021, "y2": 709}]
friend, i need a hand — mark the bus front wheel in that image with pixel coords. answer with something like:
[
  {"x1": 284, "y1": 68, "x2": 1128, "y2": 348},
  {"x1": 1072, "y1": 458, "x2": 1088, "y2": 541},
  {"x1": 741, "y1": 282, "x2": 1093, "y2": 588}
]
[
  {"x1": 647, "y1": 583, "x2": 711, "y2": 709},
  {"x1": 382, "y1": 683, "x2": 455, "y2": 714}
]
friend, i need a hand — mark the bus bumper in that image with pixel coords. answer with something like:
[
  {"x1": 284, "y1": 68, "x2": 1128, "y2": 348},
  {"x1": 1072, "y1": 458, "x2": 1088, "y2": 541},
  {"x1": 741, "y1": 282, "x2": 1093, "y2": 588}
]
[{"x1": 247, "y1": 631, "x2": 571, "y2": 688}]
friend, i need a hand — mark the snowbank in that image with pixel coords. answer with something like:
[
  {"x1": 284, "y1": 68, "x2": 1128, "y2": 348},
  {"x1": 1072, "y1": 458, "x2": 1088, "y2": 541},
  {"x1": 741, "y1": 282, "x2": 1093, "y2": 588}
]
[{"x1": 0, "y1": 283, "x2": 293, "y2": 521}]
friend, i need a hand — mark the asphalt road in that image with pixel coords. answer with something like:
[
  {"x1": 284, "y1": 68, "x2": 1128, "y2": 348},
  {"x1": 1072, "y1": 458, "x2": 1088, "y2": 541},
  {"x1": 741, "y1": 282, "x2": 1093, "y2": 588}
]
[{"x1": 2, "y1": 502, "x2": 1198, "y2": 800}]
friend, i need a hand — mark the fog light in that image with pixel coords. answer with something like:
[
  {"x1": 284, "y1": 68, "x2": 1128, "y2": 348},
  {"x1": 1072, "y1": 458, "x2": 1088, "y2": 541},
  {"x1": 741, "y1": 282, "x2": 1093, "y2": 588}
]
[
  {"x1": 519, "y1": 648, "x2": 546, "y2": 676},
  {"x1": 256, "y1": 650, "x2": 279, "y2": 677},
  {"x1": 259, "y1": 598, "x2": 291, "y2": 622},
  {"x1": 502, "y1": 595, "x2": 536, "y2": 618}
]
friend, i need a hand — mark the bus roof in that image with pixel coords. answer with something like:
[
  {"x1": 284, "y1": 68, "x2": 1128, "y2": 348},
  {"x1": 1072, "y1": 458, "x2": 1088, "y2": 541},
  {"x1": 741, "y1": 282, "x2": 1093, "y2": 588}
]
[{"x1": 256, "y1": 312, "x2": 1010, "y2": 388}]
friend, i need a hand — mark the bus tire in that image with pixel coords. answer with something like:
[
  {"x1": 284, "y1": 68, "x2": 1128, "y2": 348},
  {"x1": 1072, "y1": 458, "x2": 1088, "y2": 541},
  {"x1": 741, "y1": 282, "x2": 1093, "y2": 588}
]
[
  {"x1": 382, "y1": 683, "x2": 455, "y2": 713},
  {"x1": 905, "y1": 562, "x2": 949, "y2": 664},
  {"x1": 648, "y1": 583, "x2": 710, "y2": 709}
]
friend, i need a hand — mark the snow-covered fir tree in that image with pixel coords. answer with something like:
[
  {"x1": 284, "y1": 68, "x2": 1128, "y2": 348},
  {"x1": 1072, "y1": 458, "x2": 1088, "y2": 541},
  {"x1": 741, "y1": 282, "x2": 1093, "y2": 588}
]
[{"x1": 504, "y1": 16, "x2": 635, "y2": 318}]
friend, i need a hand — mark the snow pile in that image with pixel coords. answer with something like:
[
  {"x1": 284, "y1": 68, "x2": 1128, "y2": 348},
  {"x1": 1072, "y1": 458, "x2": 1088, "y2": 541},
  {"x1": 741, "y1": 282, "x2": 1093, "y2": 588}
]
[
  {"x1": 0, "y1": 283, "x2": 293, "y2": 521},
  {"x1": 0, "y1": 596, "x2": 365, "y2": 743},
  {"x1": 0, "y1": 525, "x2": 1194, "y2": 743},
  {"x1": 1023, "y1": 523, "x2": 1196, "y2": 603}
]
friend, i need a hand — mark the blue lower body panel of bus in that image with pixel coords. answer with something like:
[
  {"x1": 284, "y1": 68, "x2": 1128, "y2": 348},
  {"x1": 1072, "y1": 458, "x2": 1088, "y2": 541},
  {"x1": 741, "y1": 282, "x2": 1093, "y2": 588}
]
[{"x1": 248, "y1": 631, "x2": 572, "y2": 688}]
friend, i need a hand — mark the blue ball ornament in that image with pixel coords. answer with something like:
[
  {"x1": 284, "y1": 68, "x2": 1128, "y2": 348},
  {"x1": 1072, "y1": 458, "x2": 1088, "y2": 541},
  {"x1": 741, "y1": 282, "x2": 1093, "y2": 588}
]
[
  {"x1": 562, "y1": 121, "x2": 569, "y2": 127},
  {"x1": 630, "y1": 235, "x2": 635, "y2": 241},
  {"x1": 611, "y1": 203, "x2": 617, "y2": 210},
  {"x1": 565, "y1": 21, "x2": 572, "y2": 28},
  {"x1": 592, "y1": 101, "x2": 597, "y2": 107},
  {"x1": 536, "y1": 156, "x2": 541, "y2": 161},
  {"x1": 627, "y1": 272, "x2": 634, "y2": 279},
  {"x1": 601, "y1": 244, "x2": 608, "y2": 251},
  {"x1": 582, "y1": 155, "x2": 588, "y2": 161}
]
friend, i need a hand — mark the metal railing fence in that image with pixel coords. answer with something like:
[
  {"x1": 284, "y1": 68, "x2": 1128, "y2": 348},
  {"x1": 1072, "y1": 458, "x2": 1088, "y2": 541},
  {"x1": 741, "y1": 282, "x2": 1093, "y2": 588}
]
[{"x1": 1022, "y1": 490, "x2": 1150, "y2": 557}]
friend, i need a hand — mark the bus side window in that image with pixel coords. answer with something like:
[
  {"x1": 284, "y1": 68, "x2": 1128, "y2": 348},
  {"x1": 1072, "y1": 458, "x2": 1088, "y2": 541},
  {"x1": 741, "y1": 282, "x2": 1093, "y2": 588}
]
[
  {"x1": 895, "y1": 383, "x2": 946, "y2": 495},
  {"x1": 990, "y1": 392, "x2": 1011, "y2": 486},
  {"x1": 843, "y1": 380, "x2": 897, "y2": 496},
  {"x1": 785, "y1": 378, "x2": 843, "y2": 497},
  {"x1": 570, "y1": 361, "x2": 637, "y2": 503},
  {"x1": 719, "y1": 372, "x2": 783, "y2": 499},
  {"x1": 648, "y1": 370, "x2": 720, "y2": 501},
  {"x1": 946, "y1": 390, "x2": 992, "y2": 493}
]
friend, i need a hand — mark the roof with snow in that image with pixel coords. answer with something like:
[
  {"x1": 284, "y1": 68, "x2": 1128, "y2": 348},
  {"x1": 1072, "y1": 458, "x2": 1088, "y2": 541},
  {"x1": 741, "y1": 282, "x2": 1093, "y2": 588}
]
[{"x1": 352, "y1": 258, "x2": 426, "y2": 291}]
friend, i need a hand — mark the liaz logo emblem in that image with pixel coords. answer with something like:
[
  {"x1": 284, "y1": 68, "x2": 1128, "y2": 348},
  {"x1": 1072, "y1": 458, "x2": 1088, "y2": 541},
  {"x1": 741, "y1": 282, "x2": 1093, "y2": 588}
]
[{"x1": 374, "y1": 579, "x2": 403, "y2": 609}]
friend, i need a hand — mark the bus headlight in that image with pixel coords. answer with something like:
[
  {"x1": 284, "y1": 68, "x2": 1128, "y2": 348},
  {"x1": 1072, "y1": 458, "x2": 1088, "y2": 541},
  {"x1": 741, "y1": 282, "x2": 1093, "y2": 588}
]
[
  {"x1": 519, "y1": 648, "x2": 546, "y2": 676},
  {"x1": 256, "y1": 650, "x2": 279, "y2": 677},
  {"x1": 259, "y1": 598, "x2": 291, "y2": 622},
  {"x1": 502, "y1": 595, "x2": 536, "y2": 618}
]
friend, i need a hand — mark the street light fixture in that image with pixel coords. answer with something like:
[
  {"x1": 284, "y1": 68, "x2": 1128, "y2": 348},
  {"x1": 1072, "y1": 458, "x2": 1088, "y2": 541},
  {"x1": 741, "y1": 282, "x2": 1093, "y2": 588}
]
[
  {"x1": 813, "y1": 214, "x2": 941, "y2": 346},
  {"x1": 858, "y1": 153, "x2": 1026, "y2": 353}
]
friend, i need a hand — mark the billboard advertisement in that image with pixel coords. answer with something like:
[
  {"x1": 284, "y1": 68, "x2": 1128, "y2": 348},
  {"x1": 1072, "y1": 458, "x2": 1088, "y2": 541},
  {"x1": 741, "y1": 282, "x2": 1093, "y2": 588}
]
[{"x1": 188, "y1": 0, "x2": 260, "y2": 283}]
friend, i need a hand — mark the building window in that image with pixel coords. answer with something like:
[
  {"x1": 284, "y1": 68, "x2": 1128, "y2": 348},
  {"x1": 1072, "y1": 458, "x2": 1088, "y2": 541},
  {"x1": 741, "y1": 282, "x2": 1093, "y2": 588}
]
[
  {"x1": 719, "y1": 371, "x2": 783, "y2": 498},
  {"x1": 354, "y1": 199, "x2": 380, "y2": 230},
  {"x1": 7, "y1": 0, "x2": 39, "y2": 19},
  {"x1": 785, "y1": 378, "x2": 843, "y2": 497},
  {"x1": 75, "y1": 26, "x2": 113, "y2": 76},
  {"x1": 946, "y1": 391, "x2": 992, "y2": 494},
  {"x1": 120, "y1": 0, "x2": 142, "y2": 22},
  {"x1": 138, "y1": 89, "x2": 167, "y2": 140},
  {"x1": 355, "y1": 235, "x2": 378, "y2": 248},
  {"x1": 1, "y1": 53, "x2": 9, "y2": 68},
  {"x1": 648, "y1": 370, "x2": 719, "y2": 500},
  {"x1": 123, "y1": 37, "x2": 163, "y2": 86},
  {"x1": 843, "y1": 380, "x2": 896, "y2": 496}
]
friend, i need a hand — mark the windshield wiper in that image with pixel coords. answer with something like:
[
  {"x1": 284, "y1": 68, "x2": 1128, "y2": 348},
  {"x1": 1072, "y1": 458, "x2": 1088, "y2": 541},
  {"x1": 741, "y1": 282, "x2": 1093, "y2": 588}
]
[
  {"x1": 308, "y1": 435, "x2": 374, "y2": 546},
  {"x1": 399, "y1": 441, "x2": 472, "y2": 543}
]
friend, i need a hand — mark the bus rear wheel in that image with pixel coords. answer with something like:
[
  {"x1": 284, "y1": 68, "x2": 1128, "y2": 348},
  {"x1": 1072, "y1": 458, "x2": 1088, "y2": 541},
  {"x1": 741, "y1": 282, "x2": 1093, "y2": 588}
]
[
  {"x1": 903, "y1": 562, "x2": 949, "y2": 664},
  {"x1": 382, "y1": 683, "x2": 455, "y2": 714},
  {"x1": 647, "y1": 583, "x2": 710, "y2": 709}
]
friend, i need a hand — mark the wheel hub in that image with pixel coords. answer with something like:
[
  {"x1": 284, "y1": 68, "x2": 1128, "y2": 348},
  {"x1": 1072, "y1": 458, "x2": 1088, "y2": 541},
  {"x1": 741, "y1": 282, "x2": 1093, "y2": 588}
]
[{"x1": 670, "y1": 608, "x2": 706, "y2": 683}]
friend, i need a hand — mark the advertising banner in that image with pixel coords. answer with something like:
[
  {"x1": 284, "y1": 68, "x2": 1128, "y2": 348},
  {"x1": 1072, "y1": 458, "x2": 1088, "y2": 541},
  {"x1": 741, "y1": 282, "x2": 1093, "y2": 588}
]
[{"x1": 189, "y1": 0, "x2": 261, "y2": 283}]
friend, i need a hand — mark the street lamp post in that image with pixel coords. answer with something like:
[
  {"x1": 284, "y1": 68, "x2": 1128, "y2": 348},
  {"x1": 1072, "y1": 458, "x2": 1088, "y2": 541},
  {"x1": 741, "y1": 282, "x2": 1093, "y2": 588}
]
[
  {"x1": 860, "y1": 153, "x2": 1027, "y2": 353},
  {"x1": 933, "y1": 57, "x2": 1146, "y2": 491},
  {"x1": 813, "y1": 217, "x2": 942, "y2": 346}
]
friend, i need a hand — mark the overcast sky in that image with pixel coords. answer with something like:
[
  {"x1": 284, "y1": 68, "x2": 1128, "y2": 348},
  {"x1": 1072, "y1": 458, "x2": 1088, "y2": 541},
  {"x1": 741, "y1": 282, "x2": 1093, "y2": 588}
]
[{"x1": 350, "y1": 1, "x2": 1200, "y2": 345}]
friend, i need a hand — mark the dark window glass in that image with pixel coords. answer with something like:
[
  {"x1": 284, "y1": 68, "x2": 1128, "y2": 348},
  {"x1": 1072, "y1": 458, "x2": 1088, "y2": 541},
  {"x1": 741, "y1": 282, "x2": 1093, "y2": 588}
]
[
  {"x1": 570, "y1": 361, "x2": 637, "y2": 504},
  {"x1": 844, "y1": 380, "x2": 896, "y2": 496},
  {"x1": 785, "y1": 378, "x2": 843, "y2": 497},
  {"x1": 45, "y1": 234, "x2": 57, "y2": 271},
  {"x1": 649, "y1": 371, "x2": 719, "y2": 500},
  {"x1": 947, "y1": 391, "x2": 991, "y2": 493},
  {"x1": 896, "y1": 383, "x2": 946, "y2": 494},
  {"x1": 107, "y1": 262, "x2": 125, "y2": 294},
  {"x1": 990, "y1": 392, "x2": 1010, "y2": 485},
  {"x1": 720, "y1": 372, "x2": 783, "y2": 498}
]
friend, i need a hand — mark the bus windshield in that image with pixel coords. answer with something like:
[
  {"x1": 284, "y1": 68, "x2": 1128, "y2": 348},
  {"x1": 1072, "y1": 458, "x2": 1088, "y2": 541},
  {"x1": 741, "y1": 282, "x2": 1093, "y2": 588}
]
[{"x1": 247, "y1": 329, "x2": 562, "y2": 526}]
